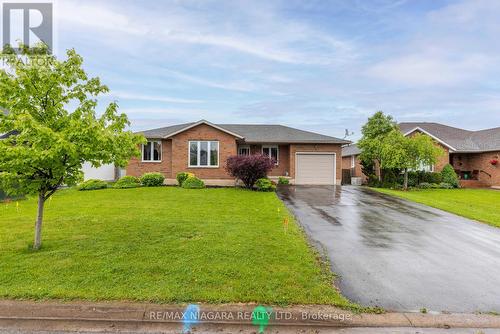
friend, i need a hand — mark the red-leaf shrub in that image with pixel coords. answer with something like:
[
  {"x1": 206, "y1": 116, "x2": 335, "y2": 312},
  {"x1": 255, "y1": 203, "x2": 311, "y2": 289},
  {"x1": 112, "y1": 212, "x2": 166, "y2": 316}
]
[
  {"x1": 490, "y1": 159, "x2": 498, "y2": 166},
  {"x1": 225, "y1": 154, "x2": 275, "y2": 189}
]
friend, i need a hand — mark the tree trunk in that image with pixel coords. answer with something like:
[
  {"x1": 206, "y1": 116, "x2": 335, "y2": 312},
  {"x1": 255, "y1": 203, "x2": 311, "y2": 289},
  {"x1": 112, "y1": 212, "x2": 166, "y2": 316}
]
[
  {"x1": 403, "y1": 168, "x2": 409, "y2": 191},
  {"x1": 33, "y1": 192, "x2": 45, "y2": 250},
  {"x1": 376, "y1": 160, "x2": 382, "y2": 181}
]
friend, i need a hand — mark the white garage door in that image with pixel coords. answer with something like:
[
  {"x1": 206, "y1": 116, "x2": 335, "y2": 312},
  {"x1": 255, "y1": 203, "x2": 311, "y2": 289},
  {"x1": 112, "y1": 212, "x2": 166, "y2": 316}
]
[
  {"x1": 296, "y1": 153, "x2": 335, "y2": 185},
  {"x1": 82, "y1": 162, "x2": 116, "y2": 181}
]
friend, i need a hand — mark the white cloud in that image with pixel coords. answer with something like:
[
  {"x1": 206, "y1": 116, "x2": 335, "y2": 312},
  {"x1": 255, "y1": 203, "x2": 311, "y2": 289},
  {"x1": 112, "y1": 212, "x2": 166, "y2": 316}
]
[
  {"x1": 160, "y1": 69, "x2": 259, "y2": 92},
  {"x1": 106, "y1": 91, "x2": 202, "y2": 104},
  {"x1": 367, "y1": 52, "x2": 491, "y2": 86},
  {"x1": 57, "y1": 0, "x2": 355, "y2": 65}
]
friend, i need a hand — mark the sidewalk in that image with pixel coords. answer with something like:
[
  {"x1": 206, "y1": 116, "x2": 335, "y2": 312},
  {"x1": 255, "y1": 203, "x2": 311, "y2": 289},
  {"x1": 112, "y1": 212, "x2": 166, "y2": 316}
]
[{"x1": 0, "y1": 300, "x2": 499, "y2": 332}]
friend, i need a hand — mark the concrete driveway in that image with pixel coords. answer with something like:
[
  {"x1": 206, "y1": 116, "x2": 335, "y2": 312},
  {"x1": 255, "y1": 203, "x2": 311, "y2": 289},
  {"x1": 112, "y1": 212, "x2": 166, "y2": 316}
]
[{"x1": 277, "y1": 185, "x2": 500, "y2": 313}]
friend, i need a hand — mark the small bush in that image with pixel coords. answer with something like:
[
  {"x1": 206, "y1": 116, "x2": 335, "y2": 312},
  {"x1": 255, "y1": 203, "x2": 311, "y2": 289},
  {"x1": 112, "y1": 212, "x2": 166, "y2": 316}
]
[
  {"x1": 225, "y1": 154, "x2": 275, "y2": 189},
  {"x1": 182, "y1": 176, "x2": 205, "y2": 189},
  {"x1": 439, "y1": 182, "x2": 454, "y2": 189},
  {"x1": 278, "y1": 177, "x2": 290, "y2": 185},
  {"x1": 114, "y1": 176, "x2": 141, "y2": 189},
  {"x1": 421, "y1": 172, "x2": 442, "y2": 184},
  {"x1": 176, "y1": 172, "x2": 195, "y2": 186},
  {"x1": 78, "y1": 179, "x2": 108, "y2": 191},
  {"x1": 418, "y1": 182, "x2": 433, "y2": 189},
  {"x1": 140, "y1": 172, "x2": 165, "y2": 187},
  {"x1": 255, "y1": 178, "x2": 276, "y2": 192},
  {"x1": 441, "y1": 164, "x2": 459, "y2": 188}
]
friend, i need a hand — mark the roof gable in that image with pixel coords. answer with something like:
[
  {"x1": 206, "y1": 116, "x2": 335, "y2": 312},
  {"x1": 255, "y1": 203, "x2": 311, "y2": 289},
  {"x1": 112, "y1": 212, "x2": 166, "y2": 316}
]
[
  {"x1": 164, "y1": 120, "x2": 244, "y2": 139},
  {"x1": 399, "y1": 122, "x2": 500, "y2": 152}
]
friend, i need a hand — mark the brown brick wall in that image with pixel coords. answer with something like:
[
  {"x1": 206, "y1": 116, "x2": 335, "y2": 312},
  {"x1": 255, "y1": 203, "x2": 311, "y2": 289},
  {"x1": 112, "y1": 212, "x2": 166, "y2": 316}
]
[
  {"x1": 434, "y1": 145, "x2": 449, "y2": 171},
  {"x1": 247, "y1": 144, "x2": 290, "y2": 176},
  {"x1": 289, "y1": 144, "x2": 343, "y2": 184},
  {"x1": 126, "y1": 124, "x2": 238, "y2": 179},
  {"x1": 452, "y1": 151, "x2": 500, "y2": 186},
  {"x1": 171, "y1": 124, "x2": 238, "y2": 179},
  {"x1": 126, "y1": 139, "x2": 172, "y2": 178},
  {"x1": 342, "y1": 155, "x2": 367, "y2": 182}
]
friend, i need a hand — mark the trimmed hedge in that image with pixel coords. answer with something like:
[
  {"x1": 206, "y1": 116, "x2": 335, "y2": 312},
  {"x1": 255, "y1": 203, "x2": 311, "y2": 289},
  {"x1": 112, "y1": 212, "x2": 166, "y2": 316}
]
[
  {"x1": 182, "y1": 176, "x2": 205, "y2": 189},
  {"x1": 78, "y1": 179, "x2": 108, "y2": 191},
  {"x1": 140, "y1": 173, "x2": 165, "y2": 187},
  {"x1": 114, "y1": 176, "x2": 141, "y2": 189}
]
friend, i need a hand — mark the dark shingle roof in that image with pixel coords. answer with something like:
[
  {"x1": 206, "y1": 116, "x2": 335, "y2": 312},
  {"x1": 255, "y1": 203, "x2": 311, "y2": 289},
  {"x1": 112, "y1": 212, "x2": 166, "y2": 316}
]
[
  {"x1": 139, "y1": 122, "x2": 195, "y2": 138},
  {"x1": 399, "y1": 122, "x2": 500, "y2": 152},
  {"x1": 220, "y1": 124, "x2": 349, "y2": 144},
  {"x1": 341, "y1": 144, "x2": 361, "y2": 157},
  {"x1": 137, "y1": 120, "x2": 350, "y2": 144}
]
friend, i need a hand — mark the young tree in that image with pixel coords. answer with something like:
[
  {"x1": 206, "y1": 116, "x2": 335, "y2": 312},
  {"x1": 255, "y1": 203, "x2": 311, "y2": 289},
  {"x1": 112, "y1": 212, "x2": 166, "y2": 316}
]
[
  {"x1": 0, "y1": 45, "x2": 145, "y2": 250},
  {"x1": 381, "y1": 131, "x2": 443, "y2": 190},
  {"x1": 358, "y1": 111, "x2": 397, "y2": 181}
]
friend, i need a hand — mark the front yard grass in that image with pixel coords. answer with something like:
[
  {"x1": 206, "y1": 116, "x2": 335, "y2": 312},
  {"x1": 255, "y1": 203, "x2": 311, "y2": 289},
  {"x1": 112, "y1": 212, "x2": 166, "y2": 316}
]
[
  {"x1": 0, "y1": 187, "x2": 357, "y2": 308},
  {"x1": 372, "y1": 188, "x2": 500, "y2": 228}
]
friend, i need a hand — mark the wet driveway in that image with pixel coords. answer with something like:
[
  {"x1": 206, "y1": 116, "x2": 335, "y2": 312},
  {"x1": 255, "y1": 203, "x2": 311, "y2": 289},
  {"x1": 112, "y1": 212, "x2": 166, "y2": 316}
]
[{"x1": 277, "y1": 185, "x2": 500, "y2": 313}]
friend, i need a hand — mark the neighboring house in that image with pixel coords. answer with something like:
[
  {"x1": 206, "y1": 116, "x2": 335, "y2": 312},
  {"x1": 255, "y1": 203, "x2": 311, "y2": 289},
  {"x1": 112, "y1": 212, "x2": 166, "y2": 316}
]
[
  {"x1": 126, "y1": 119, "x2": 350, "y2": 185},
  {"x1": 0, "y1": 130, "x2": 117, "y2": 182},
  {"x1": 341, "y1": 144, "x2": 367, "y2": 185},
  {"x1": 342, "y1": 122, "x2": 500, "y2": 188}
]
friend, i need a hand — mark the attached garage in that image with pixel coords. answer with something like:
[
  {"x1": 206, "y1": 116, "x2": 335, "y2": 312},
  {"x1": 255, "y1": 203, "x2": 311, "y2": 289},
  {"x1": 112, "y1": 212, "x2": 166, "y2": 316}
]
[{"x1": 295, "y1": 152, "x2": 336, "y2": 185}]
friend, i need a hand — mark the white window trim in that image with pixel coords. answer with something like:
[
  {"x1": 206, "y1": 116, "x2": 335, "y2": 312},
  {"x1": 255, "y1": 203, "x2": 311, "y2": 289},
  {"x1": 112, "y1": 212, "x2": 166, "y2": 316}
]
[
  {"x1": 351, "y1": 155, "x2": 355, "y2": 168},
  {"x1": 142, "y1": 140, "x2": 162, "y2": 162},
  {"x1": 262, "y1": 145, "x2": 279, "y2": 165},
  {"x1": 238, "y1": 145, "x2": 250, "y2": 156},
  {"x1": 188, "y1": 140, "x2": 220, "y2": 168}
]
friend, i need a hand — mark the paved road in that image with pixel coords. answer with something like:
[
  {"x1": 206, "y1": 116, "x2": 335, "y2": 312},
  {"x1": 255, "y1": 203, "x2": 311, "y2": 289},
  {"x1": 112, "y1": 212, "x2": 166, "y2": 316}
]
[{"x1": 278, "y1": 186, "x2": 500, "y2": 313}]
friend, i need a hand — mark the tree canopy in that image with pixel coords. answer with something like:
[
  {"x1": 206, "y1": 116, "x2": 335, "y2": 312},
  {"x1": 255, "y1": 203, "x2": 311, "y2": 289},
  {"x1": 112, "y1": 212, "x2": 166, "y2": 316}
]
[
  {"x1": 0, "y1": 44, "x2": 145, "y2": 249},
  {"x1": 358, "y1": 111, "x2": 397, "y2": 180},
  {"x1": 358, "y1": 111, "x2": 443, "y2": 189}
]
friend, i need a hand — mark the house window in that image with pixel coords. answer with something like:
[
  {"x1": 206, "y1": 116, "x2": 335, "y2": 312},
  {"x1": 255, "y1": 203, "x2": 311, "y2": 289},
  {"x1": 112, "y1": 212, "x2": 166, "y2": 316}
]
[
  {"x1": 238, "y1": 146, "x2": 250, "y2": 156},
  {"x1": 142, "y1": 141, "x2": 162, "y2": 162},
  {"x1": 415, "y1": 162, "x2": 434, "y2": 172},
  {"x1": 262, "y1": 145, "x2": 279, "y2": 165},
  {"x1": 189, "y1": 141, "x2": 219, "y2": 167},
  {"x1": 351, "y1": 155, "x2": 356, "y2": 168}
]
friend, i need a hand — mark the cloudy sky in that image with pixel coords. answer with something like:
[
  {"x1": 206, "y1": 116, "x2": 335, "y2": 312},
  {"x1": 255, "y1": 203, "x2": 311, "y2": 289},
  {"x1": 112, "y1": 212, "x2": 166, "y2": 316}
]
[{"x1": 40, "y1": 0, "x2": 500, "y2": 139}]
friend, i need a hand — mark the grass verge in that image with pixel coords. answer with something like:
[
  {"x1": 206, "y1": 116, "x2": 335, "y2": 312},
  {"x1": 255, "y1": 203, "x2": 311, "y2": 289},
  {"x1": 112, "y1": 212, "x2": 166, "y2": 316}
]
[{"x1": 372, "y1": 188, "x2": 500, "y2": 228}]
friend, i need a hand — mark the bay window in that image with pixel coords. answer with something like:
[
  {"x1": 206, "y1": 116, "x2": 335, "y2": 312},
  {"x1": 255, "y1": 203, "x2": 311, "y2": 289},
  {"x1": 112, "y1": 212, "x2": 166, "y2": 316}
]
[{"x1": 189, "y1": 141, "x2": 219, "y2": 167}]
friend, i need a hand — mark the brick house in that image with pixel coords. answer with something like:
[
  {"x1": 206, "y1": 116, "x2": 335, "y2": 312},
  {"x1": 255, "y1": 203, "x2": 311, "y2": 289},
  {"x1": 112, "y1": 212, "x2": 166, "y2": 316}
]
[
  {"x1": 341, "y1": 122, "x2": 500, "y2": 188},
  {"x1": 126, "y1": 120, "x2": 350, "y2": 185}
]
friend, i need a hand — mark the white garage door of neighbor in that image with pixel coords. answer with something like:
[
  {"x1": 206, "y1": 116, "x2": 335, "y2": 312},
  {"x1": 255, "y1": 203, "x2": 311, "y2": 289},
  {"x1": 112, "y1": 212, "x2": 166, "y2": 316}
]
[
  {"x1": 296, "y1": 153, "x2": 335, "y2": 185},
  {"x1": 82, "y1": 162, "x2": 116, "y2": 181}
]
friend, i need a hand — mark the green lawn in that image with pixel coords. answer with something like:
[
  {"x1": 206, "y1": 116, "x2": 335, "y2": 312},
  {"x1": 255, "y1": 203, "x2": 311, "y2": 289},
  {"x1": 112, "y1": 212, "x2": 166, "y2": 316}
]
[
  {"x1": 0, "y1": 187, "x2": 356, "y2": 308},
  {"x1": 373, "y1": 188, "x2": 500, "y2": 228}
]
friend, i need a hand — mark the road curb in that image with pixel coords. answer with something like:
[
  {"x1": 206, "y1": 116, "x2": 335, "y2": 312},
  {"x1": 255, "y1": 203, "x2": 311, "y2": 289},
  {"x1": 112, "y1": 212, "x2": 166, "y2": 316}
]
[{"x1": 0, "y1": 300, "x2": 499, "y2": 329}]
